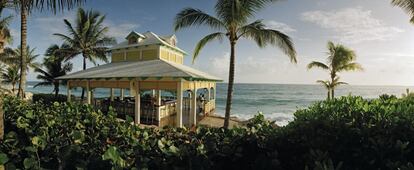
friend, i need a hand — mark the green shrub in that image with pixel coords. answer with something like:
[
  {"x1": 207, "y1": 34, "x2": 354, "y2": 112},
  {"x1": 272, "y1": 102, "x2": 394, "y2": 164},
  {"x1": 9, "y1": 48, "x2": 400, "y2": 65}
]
[
  {"x1": 2, "y1": 95, "x2": 414, "y2": 169},
  {"x1": 32, "y1": 93, "x2": 69, "y2": 104},
  {"x1": 0, "y1": 97, "x2": 280, "y2": 169}
]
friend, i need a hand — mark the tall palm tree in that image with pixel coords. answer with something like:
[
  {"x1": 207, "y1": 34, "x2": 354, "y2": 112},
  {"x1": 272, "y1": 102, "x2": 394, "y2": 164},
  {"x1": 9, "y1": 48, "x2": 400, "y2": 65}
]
[
  {"x1": 392, "y1": 0, "x2": 414, "y2": 23},
  {"x1": 307, "y1": 41, "x2": 363, "y2": 100},
  {"x1": 34, "y1": 44, "x2": 73, "y2": 97},
  {"x1": 174, "y1": 0, "x2": 297, "y2": 128},
  {"x1": 54, "y1": 8, "x2": 116, "y2": 99},
  {"x1": 6, "y1": 0, "x2": 84, "y2": 99},
  {"x1": 0, "y1": 46, "x2": 40, "y2": 72},
  {"x1": 1, "y1": 65, "x2": 19, "y2": 93}
]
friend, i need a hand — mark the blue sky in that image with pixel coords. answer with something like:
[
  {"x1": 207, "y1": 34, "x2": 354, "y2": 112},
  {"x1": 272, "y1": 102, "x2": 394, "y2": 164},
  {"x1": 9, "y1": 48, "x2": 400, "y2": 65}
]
[{"x1": 4, "y1": 0, "x2": 414, "y2": 86}]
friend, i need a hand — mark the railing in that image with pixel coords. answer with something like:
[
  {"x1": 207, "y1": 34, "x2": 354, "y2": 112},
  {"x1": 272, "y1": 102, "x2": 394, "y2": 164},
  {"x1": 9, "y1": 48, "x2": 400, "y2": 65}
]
[
  {"x1": 93, "y1": 98, "x2": 177, "y2": 126},
  {"x1": 203, "y1": 99, "x2": 215, "y2": 115}
]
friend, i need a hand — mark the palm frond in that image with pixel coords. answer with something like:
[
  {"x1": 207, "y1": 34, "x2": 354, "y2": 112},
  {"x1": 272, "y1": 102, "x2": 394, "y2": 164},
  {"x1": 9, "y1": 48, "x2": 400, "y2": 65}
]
[
  {"x1": 392, "y1": 0, "x2": 414, "y2": 23},
  {"x1": 174, "y1": 8, "x2": 225, "y2": 31},
  {"x1": 238, "y1": 20, "x2": 296, "y2": 62},
  {"x1": 307, "y1": 61, "x2": 329, "y2": 70},
  {"x1": 193, "y1": 32, "x2": 225, "y2": 63}
]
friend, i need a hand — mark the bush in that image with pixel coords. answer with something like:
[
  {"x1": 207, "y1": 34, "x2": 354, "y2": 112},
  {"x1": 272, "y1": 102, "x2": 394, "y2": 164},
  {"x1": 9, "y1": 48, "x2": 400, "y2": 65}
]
[
  {"x1": 0, "y1": 97, "x2": 280, "y2": 169},
  {"x1": 32, "y1": 93, "x2": 69, "y2": 104},
  {"x1": 2, "y1": 95, "x2": 414, "y2": 169}
]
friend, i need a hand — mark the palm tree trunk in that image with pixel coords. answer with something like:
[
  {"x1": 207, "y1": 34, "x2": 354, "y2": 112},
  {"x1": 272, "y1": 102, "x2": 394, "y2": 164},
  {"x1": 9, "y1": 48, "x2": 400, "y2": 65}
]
[
  {"x1": 0, "y1": 97, "x2": 3, "y2": 140},
  {"x1": 224, "y1": 41, "x2": 236, "y2": 129},
  {"x1": 80, "y1": 56, "x2": 86, "y2": 100},
  {"x1": 331, "y1": 74, "x2": 335, "y2": 99},
  {"x1": 12, "y1": 83, "x2": 15, "y2": 93},
  {"x1": 327, "y1": 90, "x2": 330, "y2": 100},
  {"x1": 17, "y1": 6, "x2": 27, "y2": 99}
]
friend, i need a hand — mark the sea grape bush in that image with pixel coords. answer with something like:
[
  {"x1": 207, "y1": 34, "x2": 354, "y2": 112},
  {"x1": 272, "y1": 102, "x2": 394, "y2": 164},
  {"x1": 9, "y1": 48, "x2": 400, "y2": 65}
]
[
  {"x1": 2, "y1": 95, "x2": 414, "y2": 169},
  {"x1": 0, "y1": 96, "x2": 280, "y2": 169}
]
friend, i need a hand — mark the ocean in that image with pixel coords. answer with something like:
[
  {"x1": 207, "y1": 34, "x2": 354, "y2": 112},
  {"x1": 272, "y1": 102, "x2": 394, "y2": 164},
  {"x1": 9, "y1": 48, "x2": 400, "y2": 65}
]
[{"x1": 26, "y1": 82, "x2": 413, "y2": 126}]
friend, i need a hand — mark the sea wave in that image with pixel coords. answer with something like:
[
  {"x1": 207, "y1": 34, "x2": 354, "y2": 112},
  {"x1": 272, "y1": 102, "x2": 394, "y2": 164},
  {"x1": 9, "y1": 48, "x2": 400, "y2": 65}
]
[{"x1": 215, "y1": 112, "x2": 294, "y2": 127}]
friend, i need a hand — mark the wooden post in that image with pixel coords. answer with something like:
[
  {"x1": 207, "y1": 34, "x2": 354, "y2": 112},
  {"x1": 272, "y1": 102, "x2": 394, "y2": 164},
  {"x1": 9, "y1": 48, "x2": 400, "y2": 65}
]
[
  {"x1": 67, "y1": 81, "x2": 72, "y2": 102},
  {"x1": 176, "y1": 81, "x2": 183, "y2": 128},
  {"x1": 110, "y1": 88, "x2": 114, "y2": 101},
  {"x1": 120, "y1": 89, "x2": 125, "y2": 100},
  {"x1": 135, "y1": 81, "x2": 141, "y2": 124},
  {"x1": 156, "y1": 90, "x2": 162, "y2": 125},
  {"x1": 86, "y1": 81, "x2": 91, "y2": 105},
  {"x1": 190, "y1": 88, "x2": 197, "y2": 127}
]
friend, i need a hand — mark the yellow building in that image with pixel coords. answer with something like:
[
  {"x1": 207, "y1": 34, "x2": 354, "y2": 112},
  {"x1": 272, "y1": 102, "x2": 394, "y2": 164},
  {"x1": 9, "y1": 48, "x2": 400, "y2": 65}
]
[{"x1": 59, "y1": 31, "x2": 222, "y2": 128}]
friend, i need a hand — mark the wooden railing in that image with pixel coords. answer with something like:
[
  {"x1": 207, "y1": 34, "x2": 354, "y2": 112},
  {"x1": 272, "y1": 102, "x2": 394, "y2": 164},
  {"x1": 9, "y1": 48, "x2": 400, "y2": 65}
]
[{"x1": 203, "y1": 99, "x2": 215, "y2": 115}]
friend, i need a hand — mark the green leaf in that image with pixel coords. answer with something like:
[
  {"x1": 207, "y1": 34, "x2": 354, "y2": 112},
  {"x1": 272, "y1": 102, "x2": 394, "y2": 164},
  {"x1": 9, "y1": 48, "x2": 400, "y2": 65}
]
[
  {"x1": 103, "y1": 146, "x2": 126, "y2": 167},
  {"x1": 23, "y1": 158, "x2": 37, "y2": 169},
  {"x1": 0, "y1": 153, "x2": 9, "y2": 165}
]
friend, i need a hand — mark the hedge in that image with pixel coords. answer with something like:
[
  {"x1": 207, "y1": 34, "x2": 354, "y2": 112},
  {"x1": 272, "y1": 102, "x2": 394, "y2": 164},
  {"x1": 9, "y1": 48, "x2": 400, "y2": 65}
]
[
  {"x1": 32, "y1": 93, "x2": 69, "y2": 105},
  {"x1": 1, "y1": 95, "x2": 414, "y2": 169}
]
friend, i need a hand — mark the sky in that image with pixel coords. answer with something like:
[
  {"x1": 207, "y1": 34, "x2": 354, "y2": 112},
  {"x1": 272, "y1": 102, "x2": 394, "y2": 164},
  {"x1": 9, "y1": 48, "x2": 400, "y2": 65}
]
[{"x1": 3, "y1": 0, "x2": 414, "y2": 86}]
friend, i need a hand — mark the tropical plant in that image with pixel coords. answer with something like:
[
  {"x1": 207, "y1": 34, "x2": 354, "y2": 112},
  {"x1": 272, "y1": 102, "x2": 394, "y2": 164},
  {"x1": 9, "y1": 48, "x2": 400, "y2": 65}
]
[
  {"x1": 307, "y1": 41, "x2": 363, "y2": 99},
  {"x1": 0, "y1": 46, "x2": 40, "y2": 72},
  {"x1": 392, "y1": 0, "x2": 414, "y2": 23},
  {"x1": 3, "y1": 0, "x2": 84, "y2": 99},
  {"x1": 34, "y1": 44, "x2": 73, "y2": 97},
  {"x1": 174, "y1": 0, "x2": 297, "y2": 128},
  {"x1": 0, "y1": 4, "x2": 13, "y2": 53},
  {"x1": 1, "y1": 65, "x2": 19, "y2": 93},
  {"x1": 54, "y1": 8, "x2": 116, "y2": 99}
]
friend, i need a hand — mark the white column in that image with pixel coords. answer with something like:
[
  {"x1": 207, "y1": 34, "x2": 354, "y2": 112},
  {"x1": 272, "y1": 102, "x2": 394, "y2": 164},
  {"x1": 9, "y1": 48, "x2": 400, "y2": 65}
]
[
  {"x1": 110, "y1": 88, "x2": 114, "y2": 101},
  {"x1": 67, "y1": 81, "x2": 72, "y2": 102},
  {"x1": 86, "y1": 81, "x2": 92, "y2": 105},
  {"x1": 120, "y1": 89, "x2": 125, "y2": 100},
  {"x1": 190, "y1": 88, "x2": 197, "y2": 127},
  {"x1": 207, "y1": 88, "x2": 211, "y2": 101},
  {"x1": 156, "y1": 90, "x2": 162, "y2": 124},
  {"x1": 176, "y1": 81, "x2": 183, "y2": 127},
  {"x1": 135, "y1": 81, "x2": 141, "y2": 124}
]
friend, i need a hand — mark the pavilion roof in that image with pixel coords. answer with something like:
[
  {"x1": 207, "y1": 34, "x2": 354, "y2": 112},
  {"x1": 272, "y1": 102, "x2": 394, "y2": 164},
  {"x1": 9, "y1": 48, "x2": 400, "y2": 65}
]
[{"x1": 57, "y1": 60, "x2": 222, "y2": 82}]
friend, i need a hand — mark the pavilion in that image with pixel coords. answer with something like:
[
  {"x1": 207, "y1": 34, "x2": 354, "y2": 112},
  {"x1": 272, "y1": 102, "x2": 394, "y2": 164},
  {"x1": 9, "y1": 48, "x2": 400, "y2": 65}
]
[{"x1": 58, "y1": 31, "x2": 222, "y2": 128}]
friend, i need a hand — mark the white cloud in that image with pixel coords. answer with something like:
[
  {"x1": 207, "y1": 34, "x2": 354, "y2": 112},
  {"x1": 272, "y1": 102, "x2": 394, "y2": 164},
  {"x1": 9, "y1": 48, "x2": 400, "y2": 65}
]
[
  {"x1": 265, "y1": 21, "x2": 296, "y2": 33},
  {"x1": 104, "y1": 22, "x2": 140, "y2": 41},
  {"x1": 301, "y1": 7, "x2": 404, "y2": 44}
]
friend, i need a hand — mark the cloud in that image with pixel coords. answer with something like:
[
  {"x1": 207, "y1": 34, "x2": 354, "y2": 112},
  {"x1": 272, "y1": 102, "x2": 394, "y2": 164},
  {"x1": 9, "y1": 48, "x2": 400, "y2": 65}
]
[
  {"x1": 301, "y1": 7, "x2": 404, "y2": 44},
  {"x1": 104, "y1": 22, "x2": 140, "y2": 41},
  {"x1": 265, "y1": 21, "x2": 296, "y2": 33}
]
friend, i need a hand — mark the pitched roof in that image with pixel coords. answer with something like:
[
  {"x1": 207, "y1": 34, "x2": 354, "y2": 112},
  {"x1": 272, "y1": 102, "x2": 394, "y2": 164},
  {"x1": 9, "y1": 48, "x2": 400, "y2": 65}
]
[
  {"x1": 57, "y1": 60, "x2": 222, "y2": 81},
  {"x1": 111, "y1": 31, "x2": 186, "y2": 54}
]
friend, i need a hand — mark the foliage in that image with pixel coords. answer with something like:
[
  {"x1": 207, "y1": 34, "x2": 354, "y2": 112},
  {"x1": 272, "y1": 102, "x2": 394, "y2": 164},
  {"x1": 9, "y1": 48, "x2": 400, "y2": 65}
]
[
  {"x1": 2, "y1": 95, "x2": 414, "y2": 169},
  {"x1": 32, "y1": 93, "x2": 69, "y2": 105},
  {"x1": 307, "y1": 41, "x2": 363, "y2": 99},
  {"x1": 34, "y1": 44, "x2": 73, "y2": 97},
  {"x1": 1, "y1": 65, "x2": 19, "y2": 92},
  {"x1": 0, "y1": 45, "x2": 40, "y2": 72},
  {"x1": 174, "y1": 0, "x2": 297, "y2": 128}
]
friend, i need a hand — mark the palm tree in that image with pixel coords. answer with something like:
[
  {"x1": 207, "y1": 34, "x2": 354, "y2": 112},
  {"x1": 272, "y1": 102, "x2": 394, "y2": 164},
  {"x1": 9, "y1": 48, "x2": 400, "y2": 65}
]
[
  {"x1": 0, "y1": 5, "x2": 13, "y2": 53},
  {"x1": 174, "y1": 0, "x2": 297, "y2": 128},
  {"x1": 307, "y1": 41, "x2": 363, "y2": 100},
  {"x1": 392, "y1": 0, "x2": 414, "y2": 23},
  {"x1": 54, "y1": 8, "x2": 116, "y2": 99},
  {"x1": 34, "y1": 44, "x2": 73, "y2": 97},
  {"x1": 0, "y1": 46, "x2": 40, "y2": 72},
  {"x1": 5, "y1": 0, "x2": 84, "y2": 99},
  {"x1": 1, "y1": 65, "x2": 19, "y2": 93}
]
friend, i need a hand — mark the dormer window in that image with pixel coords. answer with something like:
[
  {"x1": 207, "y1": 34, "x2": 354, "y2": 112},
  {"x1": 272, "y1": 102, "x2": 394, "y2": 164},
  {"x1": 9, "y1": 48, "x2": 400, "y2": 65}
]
[
  {"x1": 126, "y1": 31, "x2": 146, "y2": 45},
  {"x1": 128, "y1": 37, "x2": 137, "y2": 44}
]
